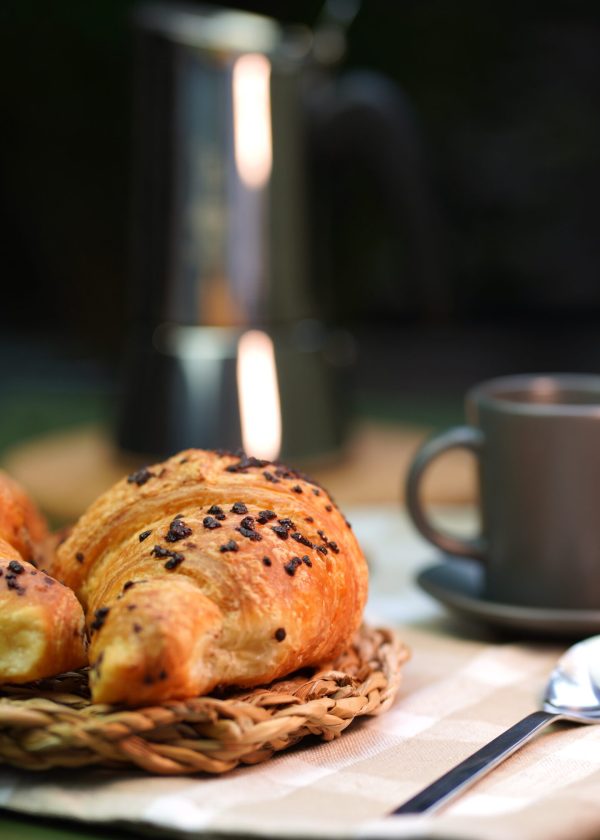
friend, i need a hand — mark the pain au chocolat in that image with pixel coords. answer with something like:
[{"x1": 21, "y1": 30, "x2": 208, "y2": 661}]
[{"x1": 54, "y1": 449, "x2": 368, "y2": 705}]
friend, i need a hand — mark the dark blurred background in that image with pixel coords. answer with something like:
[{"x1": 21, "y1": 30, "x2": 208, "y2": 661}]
[{"x1": 2, "y1": 0, "x2": 600, "y2": 457}]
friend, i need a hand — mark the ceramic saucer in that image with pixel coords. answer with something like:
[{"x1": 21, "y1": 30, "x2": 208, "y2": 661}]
[{"x1": 417, "y1": 557, "x2": 600, "y2": 638}]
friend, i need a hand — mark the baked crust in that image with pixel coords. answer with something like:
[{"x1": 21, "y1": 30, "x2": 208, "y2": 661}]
[{"x1": 54, "y1": 449, "x2": 369, "y2": 705}]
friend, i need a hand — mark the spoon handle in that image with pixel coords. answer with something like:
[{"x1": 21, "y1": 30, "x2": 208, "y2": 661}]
[{"x1": 392, "y1": 710, "x2": 558, "y2": 815}]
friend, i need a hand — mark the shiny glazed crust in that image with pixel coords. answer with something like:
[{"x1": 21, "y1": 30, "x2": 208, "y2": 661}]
[
  {"x1": 0, "y1": 537, "x2": 87, "y2": 683},
  {"x1": 54, "y1": 450, "x2": 369, "y2": 706}
]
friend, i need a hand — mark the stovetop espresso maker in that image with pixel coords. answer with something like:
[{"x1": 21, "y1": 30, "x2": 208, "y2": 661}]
[{"x1": 118, "y1": 1, "x2": 436, "y2": 462}]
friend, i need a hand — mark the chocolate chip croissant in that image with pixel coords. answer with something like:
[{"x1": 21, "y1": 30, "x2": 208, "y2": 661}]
[
  {"x1": 0, "y1": 472, "x2": 87, "y2": 683},
  {"x1": 0, "y1": 537, "x2": 87, "y2": 683},
  {"x1": 54, "y1": 449, "x2": 368, "y2": 705},
  {"x1": 0, "y1": 469, "x2": 52, "y2": 570}
]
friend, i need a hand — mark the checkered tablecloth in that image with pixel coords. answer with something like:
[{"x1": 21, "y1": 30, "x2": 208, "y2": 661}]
[{"x1": 1, "y1": 507, "x2": 599, "y2": 840}]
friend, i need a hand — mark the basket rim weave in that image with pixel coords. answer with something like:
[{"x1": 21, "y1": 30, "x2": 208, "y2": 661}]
[{"x1": 0, "y1": 624, "x2": 408, "y2": 775}]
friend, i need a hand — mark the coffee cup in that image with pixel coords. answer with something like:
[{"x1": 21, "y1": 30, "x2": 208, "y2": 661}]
[{"x1": 406, "y1": 373, "x2": 600, "y2": 610}]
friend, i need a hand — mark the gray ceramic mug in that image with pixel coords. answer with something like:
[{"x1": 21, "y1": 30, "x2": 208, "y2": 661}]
[{"x1": 406, "y1": 373, "x2": 600, "y2": 610}]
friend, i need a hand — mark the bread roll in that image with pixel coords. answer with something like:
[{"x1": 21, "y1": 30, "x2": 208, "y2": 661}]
[{"x1": 54, "y1": 449, "x2": 368, "y2": 705}]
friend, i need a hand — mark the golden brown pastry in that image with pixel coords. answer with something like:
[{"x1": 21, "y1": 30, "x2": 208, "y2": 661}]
[
  {"x1": 54, "y1": 449, "x2": 368, "y2": 705},
  {"x1": 0, "y1": 470, "x2": 51, "y2": 569},
  {"x1": 0, "y1": 537, "x2": 87, "y2": 683}
]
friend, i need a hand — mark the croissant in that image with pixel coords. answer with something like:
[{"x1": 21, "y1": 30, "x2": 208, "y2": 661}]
[
  {"x1": 54, "y1": 449, "x2": 368, "y2": 705},
  {"x1": 0, "y1": 469, "x2": 51, "y2": 570},
  {"x1": 0, "y1": 536, "x2": 87, "y2": 683}
]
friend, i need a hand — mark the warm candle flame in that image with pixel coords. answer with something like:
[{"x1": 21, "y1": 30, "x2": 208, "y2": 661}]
[
  {"x1": 232, "y1": 53, "x2": 272, "y2": 189},
  {"x1": 237, "y1": 330, "x2": 281, "y2": 460}
]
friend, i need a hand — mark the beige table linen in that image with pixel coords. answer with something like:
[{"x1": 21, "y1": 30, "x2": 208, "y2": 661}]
[{"x1": 1, "y1": 507, "x2": 599, "y2": 840}]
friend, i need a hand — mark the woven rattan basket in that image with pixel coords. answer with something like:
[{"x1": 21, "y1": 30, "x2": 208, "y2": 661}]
[{"x1": 0, "y1": 625, "x2": 408, "y2": 775}]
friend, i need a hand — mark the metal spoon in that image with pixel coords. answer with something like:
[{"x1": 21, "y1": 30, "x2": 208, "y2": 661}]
[{"x1": 392, "y1": 634, "x2": 600, "y2": 815}]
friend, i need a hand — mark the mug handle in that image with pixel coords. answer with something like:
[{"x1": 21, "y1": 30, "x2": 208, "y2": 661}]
[{"x1": 405, "y1": 426, "x2": 486, "y2": 561}]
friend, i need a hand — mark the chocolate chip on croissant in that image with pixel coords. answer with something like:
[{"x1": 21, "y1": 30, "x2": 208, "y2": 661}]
[{"x1": 54, "y1": 449, "x2": 368, "y2": 705}]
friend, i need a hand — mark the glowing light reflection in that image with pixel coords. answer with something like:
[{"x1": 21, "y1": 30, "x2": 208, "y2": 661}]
[
  {"x1": 237, "y1": 330, "x2": 281, "y2": 460},
  {"x1": 232, "y1": 53, "x2": 272, "y2": 189}
]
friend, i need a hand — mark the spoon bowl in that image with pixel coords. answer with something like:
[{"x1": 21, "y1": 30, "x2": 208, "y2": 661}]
[
  {"x1": 393, "y1": 634, "x2": 600, "y2": 814},
  {"x1": 544, "y1": 634, "x2": 600, "y2": 720}
]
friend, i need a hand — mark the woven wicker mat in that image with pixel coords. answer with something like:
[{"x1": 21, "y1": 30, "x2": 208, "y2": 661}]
[{"x1": 0, "y1": 625, "x2": 408, "y2": 776}]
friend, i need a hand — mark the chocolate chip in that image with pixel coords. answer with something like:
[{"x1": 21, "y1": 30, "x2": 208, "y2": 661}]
[
  {"x1": 316, "y1": 545, "x2": 328, "y2": 554},
  {"x1": 6, "y1": 575, "x2": 24, "y2": 594},
  {"x1": 123, "y1": 580, "x2": 135, "y2": 591},
  {"x1": 315, "y1": 530, "x2": 339, "y2": 553},
  {"x1": 203, "y1": 516, "x2": 222, "y2": 530},
  {"x1": 236, "y1": 526, "x2": 262, "y2": 541},
  {"x1": 231, "y1": 502, "x2": 248, "y2": 514},
  {"x1": 133, "y1": 623, "x2": 142, "y2": 633},
  {"x1": 159, "y1": 670, "x2": 168, "y2": 680},
  {"x1": 91, "y1": 607, "x2": 110, "y2": 632},
  {"x1": 312, "y1": 488, "x2": 321, "y2": 496},
  {"x1": 220, "y1": 540, "x2": 239, "y2": 552},
  {"x1": 325, "y1": 504, "x2": 333, "y2": 512},
  {"x1": 262, "y1": 556, "x2": 272, "y2": 566},
  {"x1": 292, "y1": 485, "x2": 303, "y2": 493},
  {"x1": 75, "y1": 552, "x2": 84, "y2": 564},
  {"x1": 274, "y1": 628, "x2": 286, "y2": 642},
  {"x1": 127, "y1": 467, "x2": 154, "y2": 486},
  {"x1": 284, "y1": 557, "x2": 303, "y2": 576},
  {"x1": 207, "y1": 505, "x2": 226, "y2": 521},
  {"x1": 291, "y1": 532, "x2": 313, "y2": 548},
  {"x1": 257, "y1": 510, "x2": 276, "y2": 524},
  {"x1": 304, "y1": 516, "x2": 314, "y2": 523},
  {"x1": 139, "y1": 530, "x2": 152, "y2": 542},
  {"x1": 152, "y1": 545, "x2": 185, "y2": 567},
  {"x1": 302, "y1": 555, "x2": 312, "y2": 567},
  {"x1": 165, "y1": 518, "x2": 192, "y2": 542},
  {"x1": 8, "y1": 561, "x2": 24, "y2": 574},
  {"x1": 164, "y1": 553, "x2": 184, "y2": 570},
  {"x1": 240, "y1": 516, "x2": 255, "y2": 530},
  {"x1": 263, "y1": 471, "x2": 280, "y2": 483},
  {"x1": 226, "y1": 454, "x2": 270, "y2": 473},
  {"x1": 271, "y1": 525, "x2": 289, "y2": 540}
]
